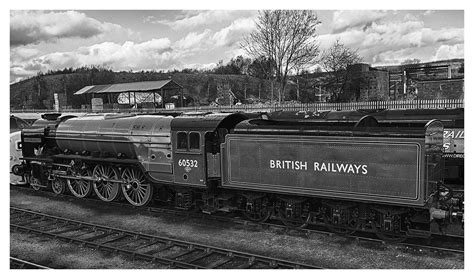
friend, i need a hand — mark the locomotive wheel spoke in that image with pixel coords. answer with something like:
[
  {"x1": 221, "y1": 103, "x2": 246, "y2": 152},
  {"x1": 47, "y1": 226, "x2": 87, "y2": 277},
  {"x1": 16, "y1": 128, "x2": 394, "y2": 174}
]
[
  {"x1": 121, "y1": 167, "x2": 153, "y2": 207},
  {"x1": 93, "y1": 165, "x2": 121, "y2": 202},
  {"x1": 67, "y1": 168, "x2": 93, "y2": 198}
]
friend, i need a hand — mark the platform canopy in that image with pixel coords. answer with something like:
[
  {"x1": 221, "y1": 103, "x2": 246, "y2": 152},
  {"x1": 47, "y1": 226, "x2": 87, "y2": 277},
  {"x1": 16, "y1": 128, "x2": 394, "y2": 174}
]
[{"x1": 74, "y1": 79, "x2": 182, "y2": 95}]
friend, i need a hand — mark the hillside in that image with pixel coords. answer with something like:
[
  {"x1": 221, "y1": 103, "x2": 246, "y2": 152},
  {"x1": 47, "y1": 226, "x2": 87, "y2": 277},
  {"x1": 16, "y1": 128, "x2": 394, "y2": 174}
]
[
  {"x1": 12, "y1": 58, "x2": 463, "y2": 110},
  {"x1": 10, "y1": 70, "x2": 295, "y2": 110}
]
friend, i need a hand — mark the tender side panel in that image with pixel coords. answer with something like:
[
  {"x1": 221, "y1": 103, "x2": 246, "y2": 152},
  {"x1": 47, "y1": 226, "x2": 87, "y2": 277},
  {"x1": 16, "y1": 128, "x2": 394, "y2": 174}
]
[{"x1": 221, "y1": 134, "x2": 425, "y2": 207}]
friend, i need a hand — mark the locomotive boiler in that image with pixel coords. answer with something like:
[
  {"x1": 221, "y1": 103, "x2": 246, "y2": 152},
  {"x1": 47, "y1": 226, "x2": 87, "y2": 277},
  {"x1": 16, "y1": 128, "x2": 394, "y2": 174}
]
[{"x1": 15, "y1": 111, "x2": 463, "y2": 241}]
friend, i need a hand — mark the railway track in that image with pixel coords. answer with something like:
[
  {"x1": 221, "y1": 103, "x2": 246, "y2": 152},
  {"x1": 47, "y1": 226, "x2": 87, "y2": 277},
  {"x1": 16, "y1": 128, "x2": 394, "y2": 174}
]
[
  {"x1": 11, "y1": 185, "x2": 464, "y2": 256},
  {"x1": 10, "y1": 257, "x2": 51, "y2": 269},
  {"x1": 10, "y1": 206, "x2": 321, "y2": 269}
]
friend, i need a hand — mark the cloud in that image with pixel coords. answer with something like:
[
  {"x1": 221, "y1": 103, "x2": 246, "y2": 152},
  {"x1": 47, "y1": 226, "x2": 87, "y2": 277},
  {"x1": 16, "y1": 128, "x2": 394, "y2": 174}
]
[
  {"x1": 174, "y1": 29, "x2": 213, "y2": 50},
  {"x1": 432, "y1": 44, "x2": 464, "y2": 61},
  {"x1": 423, "y1": 10, "x2": 435, "y2": 16},
  {"x1": 11, "y1": 38, "x2": 177, "y2": 81},
  {"x1": 10, "y1": 10, "x2": 125, "y2": 46},
  {"x1": 319, "y1": 18, "x2": 464, "y2": 65},
  {"x1": 332, "y1": 10, "x2": 387, "y2": 32},
  {"x1": 211, "y1": 17, "x2": 255, "y2": 47},
  {"x1": 421, "y1": 28, "x2": 464, "y2": 45},
  {"x1": 10, "y1": 13, "x2": 258, "y2": 83},
  {"x1": 10, "y1": 10, "x2": 464, "y2": 82},
  {"x1": 371, "y1": 43, "x2": 464, "y2": 66},
  {"x1": 372, "y1": 47, "x2": 432, "y2": 65},
  {"x1": 152, "y1": 10, "x2": 255, "y2": 30},
  {"x1": 11, "y1": 47, "x2": 40, "y2": 61}
]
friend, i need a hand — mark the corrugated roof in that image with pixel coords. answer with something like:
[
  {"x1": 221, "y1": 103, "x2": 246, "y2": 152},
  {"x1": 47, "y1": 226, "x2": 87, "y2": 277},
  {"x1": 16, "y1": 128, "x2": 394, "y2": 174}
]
[
  {"x1": 74, "y1": 79, "x2": 182, "y2": 95},
  {"x1": 74, "y1": 85, "x2": 94, "y2": 95}
]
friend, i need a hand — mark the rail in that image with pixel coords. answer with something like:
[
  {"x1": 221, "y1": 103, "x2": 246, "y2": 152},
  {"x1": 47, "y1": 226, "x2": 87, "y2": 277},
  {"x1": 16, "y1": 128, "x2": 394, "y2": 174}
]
[
  {"x1": 10, "y1": 206, "x2": 321, "y2": 269},
  {"x1": 11, "y1": 99, "x2": 464, "y2": 114},
  {"x1": 10, "y1": 257, "x2": 51, "y2": 269}
]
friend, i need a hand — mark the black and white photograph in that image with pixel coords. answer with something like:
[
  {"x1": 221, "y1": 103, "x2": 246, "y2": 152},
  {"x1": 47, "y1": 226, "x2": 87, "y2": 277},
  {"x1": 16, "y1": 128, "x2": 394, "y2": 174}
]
[{"x1": 6, "y1": 1, "x2": 467, "y2": 272}]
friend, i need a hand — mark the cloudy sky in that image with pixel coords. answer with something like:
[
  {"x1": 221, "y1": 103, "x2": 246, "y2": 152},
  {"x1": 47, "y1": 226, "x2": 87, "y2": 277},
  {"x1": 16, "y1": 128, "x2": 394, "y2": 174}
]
[{"x1": 10, "y1": 10, "x2": 464, "y2": 83}]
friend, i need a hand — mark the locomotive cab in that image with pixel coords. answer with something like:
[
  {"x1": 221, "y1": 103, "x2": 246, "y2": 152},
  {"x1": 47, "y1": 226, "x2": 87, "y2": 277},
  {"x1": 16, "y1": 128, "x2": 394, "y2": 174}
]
[{"x1": 170, "y1": 113, "x2": 249, "y2": 188}]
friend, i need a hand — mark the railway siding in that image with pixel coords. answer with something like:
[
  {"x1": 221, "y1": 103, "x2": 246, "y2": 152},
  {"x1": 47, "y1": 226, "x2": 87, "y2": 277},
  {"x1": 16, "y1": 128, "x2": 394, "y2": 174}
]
[
  {"x1": 10, "y1": 186, "x2": 464, "y2": 269},
  {"x1": 10, "y1": 206, "x2": 320, "y2": 269}
]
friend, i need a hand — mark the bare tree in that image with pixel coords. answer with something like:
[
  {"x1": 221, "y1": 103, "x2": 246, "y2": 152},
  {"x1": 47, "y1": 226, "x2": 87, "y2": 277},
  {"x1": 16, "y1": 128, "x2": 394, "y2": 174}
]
[
  {"x1": 242, "y1": 10, "x2": 321, "y2": 104},
  {"x1": 319, "y1": 40, "x2": 361, "y2": 101}
]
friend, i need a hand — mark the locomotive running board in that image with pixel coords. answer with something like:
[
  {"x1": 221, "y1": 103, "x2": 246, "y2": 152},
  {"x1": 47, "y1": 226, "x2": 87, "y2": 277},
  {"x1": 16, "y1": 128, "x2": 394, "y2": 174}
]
[{"x1": 52, "y1": 154, "x2": 139, "y2": 165}]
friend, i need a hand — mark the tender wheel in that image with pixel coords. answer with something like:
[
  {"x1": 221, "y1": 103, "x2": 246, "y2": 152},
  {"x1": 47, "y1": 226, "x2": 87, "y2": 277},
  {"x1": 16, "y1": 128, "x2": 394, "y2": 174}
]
[
  {"x1": 278, "y1": 199, "x2": 311, "y2": 228},
  {"x1": 279, "y1": 212, "x2": 311, "y2": 228},
  {"x1": 374, "y1": 230, "x2": 407, "y2": 243},
  {"x1": 121, "y1": 167, "x2": 153, "y2": 206},
  {"x1": 372, "y1": 211, "x2": 407, "y2": 243},
  {"x1": 51, "y1": 178, "x2": 67, "y2": 195},
  {"x1": 241, "y1": 195, "x2": 272, "y2": 223},
  {"x1": 93, "y1": 165, "x2": 121, "y2": 202},
  {"x1": 67, "y1": 168, "x2": 93, "y2": 198},
  {"x1": 323, "y1": 216, "x2": 357, "y2": 235},
  {"x1": 323, "y1": 205, "x2": 357, "y2": 235}
]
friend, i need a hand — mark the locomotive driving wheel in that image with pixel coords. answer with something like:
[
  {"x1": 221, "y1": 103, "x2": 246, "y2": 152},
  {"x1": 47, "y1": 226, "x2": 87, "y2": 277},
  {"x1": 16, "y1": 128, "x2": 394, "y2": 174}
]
[
  {"x1": 67, "y1": 167, "x2": 93, "y2": 198},
  {"x1": 93, "y1": 165, "x2": 121, "y2": 202},
  {"x1": 51, "y1": 178, "x2": 67, "y2": 195},
  {"x1": 121, "y1": 167, "x2": 153, "y2": 207}
]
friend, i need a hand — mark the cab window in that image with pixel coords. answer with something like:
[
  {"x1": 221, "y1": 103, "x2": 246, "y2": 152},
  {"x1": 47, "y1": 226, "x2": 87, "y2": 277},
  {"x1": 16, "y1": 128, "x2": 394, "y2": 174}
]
[
  {"x1": 189, "y1": 132, "x2": 200, "y2": 150},
  {"x1": 177, "y1": 132, "x2": 188, "y2": 149}
]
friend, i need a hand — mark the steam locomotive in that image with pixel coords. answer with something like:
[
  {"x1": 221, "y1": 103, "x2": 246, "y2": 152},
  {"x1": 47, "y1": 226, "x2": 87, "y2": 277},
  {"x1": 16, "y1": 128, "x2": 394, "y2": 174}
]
[{"x1": 12, "y1": 110, "x2": 464, "y2": 241}]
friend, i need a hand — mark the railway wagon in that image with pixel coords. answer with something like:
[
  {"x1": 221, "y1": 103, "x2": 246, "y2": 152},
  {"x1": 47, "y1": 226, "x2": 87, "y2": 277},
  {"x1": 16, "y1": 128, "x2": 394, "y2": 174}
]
[{"x1": 14, "y1": 112, "x2": 463, "y2": 240}]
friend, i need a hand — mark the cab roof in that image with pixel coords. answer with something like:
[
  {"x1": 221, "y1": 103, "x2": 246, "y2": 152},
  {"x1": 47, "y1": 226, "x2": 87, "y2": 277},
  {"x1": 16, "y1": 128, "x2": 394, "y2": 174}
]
[{"x1": 171, "y1": 112, "x2": 252, "y2": 131}]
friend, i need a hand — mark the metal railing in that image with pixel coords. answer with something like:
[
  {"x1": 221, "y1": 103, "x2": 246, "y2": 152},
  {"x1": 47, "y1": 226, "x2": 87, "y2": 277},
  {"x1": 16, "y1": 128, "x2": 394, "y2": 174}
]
[{"x1": 11, "y1": 99, "x2": 464, "y2": 114}]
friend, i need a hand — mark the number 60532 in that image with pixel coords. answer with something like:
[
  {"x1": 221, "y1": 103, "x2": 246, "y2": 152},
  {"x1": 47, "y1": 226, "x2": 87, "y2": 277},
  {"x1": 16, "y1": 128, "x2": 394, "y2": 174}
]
[{"x1": 178, "y1": 159, "x2": 198, "y2": 168}]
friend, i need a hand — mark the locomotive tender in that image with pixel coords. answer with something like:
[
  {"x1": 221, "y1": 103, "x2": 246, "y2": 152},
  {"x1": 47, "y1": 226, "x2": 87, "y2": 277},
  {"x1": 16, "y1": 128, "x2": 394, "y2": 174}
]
[
  {"x1": 268, "y1": 108, "x2": 464, "y2": 186},
  {"x1": 14, "y1": 111, "x2": 463, "y2": 240}
]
